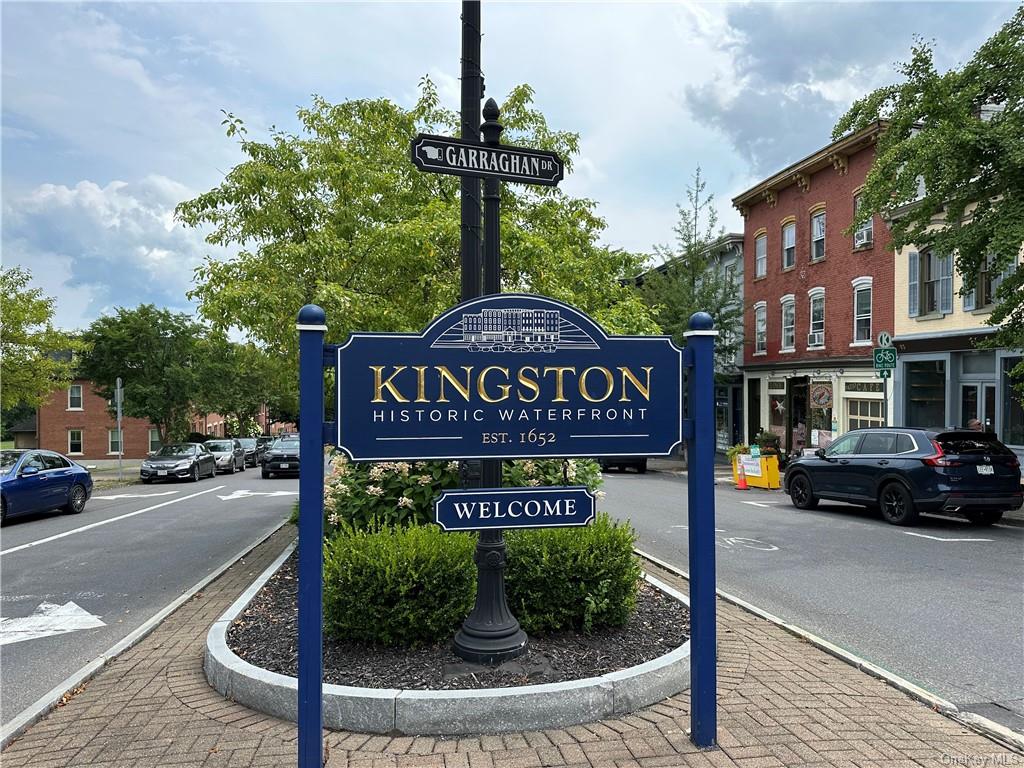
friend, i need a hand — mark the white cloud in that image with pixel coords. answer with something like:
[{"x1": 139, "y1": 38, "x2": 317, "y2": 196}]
[{"x1": 2, "y1": 175, "x2": 227, "y2": 330}]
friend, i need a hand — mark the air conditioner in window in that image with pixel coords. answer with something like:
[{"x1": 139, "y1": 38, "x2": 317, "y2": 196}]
[
  {"x1": 854, "y1": 229, "x2": 872, "y2": 247},
  {"x1": 807, "y1": 331, "x2": 824, "y2": 347}
]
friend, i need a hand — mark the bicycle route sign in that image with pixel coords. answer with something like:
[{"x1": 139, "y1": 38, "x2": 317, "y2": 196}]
[
  {"x1": 334, "y1": 293, "x2": 683, "y2": 461},
  {"x1": 873, "y1": 346, "x2": 897, "y2": 370}
]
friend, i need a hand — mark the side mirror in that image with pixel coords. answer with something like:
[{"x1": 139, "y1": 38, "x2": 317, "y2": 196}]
[
  {"x1": 815, "y1": 448, "x2": 827, "y2": 460},
  {"x1": 21, "y1": 466, "x2": 39, "y2": 477}
]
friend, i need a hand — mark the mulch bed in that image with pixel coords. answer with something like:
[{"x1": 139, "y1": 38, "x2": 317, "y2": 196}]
[{"x1": 227, "y1": 551, "x2": 690, "y2": 690}]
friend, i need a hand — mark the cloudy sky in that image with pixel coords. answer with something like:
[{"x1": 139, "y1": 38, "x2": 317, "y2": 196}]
[{"x1": 2, "y1": 1, "x2": 1016, "y2": 330}]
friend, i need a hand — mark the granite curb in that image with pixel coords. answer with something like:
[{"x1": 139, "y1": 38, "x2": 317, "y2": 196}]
[{"x1": 204, "y1": 547, "x2": 692, "y2": 735}]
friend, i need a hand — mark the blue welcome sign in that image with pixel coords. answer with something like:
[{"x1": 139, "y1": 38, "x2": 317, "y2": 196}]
[
  {"x1": 334, "y1": 293, "x2": 683, "y2": 461},
  {"x1": 434, "y1": 486, "x2": 596, "y2": 531}
]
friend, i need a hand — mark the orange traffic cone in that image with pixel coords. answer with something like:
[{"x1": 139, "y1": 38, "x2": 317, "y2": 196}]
[{"x1": 736, "y1": 460, "x2": 748, "y2": 490}]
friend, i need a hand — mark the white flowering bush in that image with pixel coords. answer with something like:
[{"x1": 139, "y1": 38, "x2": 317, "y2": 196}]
[{"x1": 324, "y1": 455, "x2": 603, "y2": 534}]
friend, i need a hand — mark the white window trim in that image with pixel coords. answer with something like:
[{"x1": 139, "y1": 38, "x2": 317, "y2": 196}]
[
  {"x1": 780, "y1": 295, "x2": 795, "y2": 352},
  {"x1": 755, "y1": 234, "x2": 767, "y2": 278},
  {"x1": 108, "y1": 428, "x2": 124, "y2": 456},
  {"x1": 807, "y1": 289, "x2": 825, "y2": 348},
  {"x1": 753, "y1": 301, "x2": 767, "y2": 356},
  {"x1": 67, "y1": 384, "x2": 83, "y2": 411},
  {"x1": 853, "y1": 280, "x2": 873, "y2": 344},
  {"x1": 782, "y1": 222, "x2": 796, "y2": 269},
  {"x1": 68, "y1": 430, "x2": 84, "y2": 456},
  {"x1": 810, "y1": 210, "x2": 826, "y2": 261}
]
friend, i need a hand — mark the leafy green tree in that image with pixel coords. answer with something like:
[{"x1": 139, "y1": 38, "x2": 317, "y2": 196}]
[
  {"x1": 637, "y1": 168, "x2": 744, "y2": 374},
  {"x1": 195, "y1": 335, "x2": 280, "y2": 436},
  {"x1": 0, "y1": 267, "x2": 82, "y2": 409},
  {"x1": 835, "y1": 7, "x2": 1024, "y2": 383},
  {"x1": 177, "y1": 79, "x2": 658, "y2": 374},
  {"x1": 79, "y1": 305, "x2": 205, "y2": 442}
]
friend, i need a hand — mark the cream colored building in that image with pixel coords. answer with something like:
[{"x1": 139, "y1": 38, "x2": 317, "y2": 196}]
[{"x1": 892, "y1": 243, "x2": 1023, "y2": 454}]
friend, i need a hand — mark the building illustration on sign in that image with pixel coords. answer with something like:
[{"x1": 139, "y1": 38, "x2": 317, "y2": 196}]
[{"x1": 430, "y1": 307, "x2": 599, "y2": 353}]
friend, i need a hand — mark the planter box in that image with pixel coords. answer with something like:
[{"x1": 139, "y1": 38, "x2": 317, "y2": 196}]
[{"x1": 732, "y1": 455, "x2": 780, "y2": 490}]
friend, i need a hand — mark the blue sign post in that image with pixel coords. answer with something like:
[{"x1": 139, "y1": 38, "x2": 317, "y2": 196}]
[
  {"x1": 684, "y1": 312, "x2": 718, "y2": 748},
  {"x1": 296, "y1": 305, "x2": 326, "y2": 768}
]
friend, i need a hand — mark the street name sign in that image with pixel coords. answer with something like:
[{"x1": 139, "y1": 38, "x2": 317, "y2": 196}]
[
  {"x1": 434, "y1": 486, "x2": 595, "y2": 531},
  {"x1": 335, "y1": 293, "x2": 683, "y2": 461},
  {"x1": 410, "y1": 134, "x2": 564, "y2": 187},
  {"x1": 873, "y1": 347, "x2": 897, "y2": 370}
]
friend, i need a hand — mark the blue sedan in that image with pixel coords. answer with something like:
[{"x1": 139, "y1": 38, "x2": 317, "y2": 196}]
[{"x1": 0, "y1": 449, "x2": 94, "y2": 524}]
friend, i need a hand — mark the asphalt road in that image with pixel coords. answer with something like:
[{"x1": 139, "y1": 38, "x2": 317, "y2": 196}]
[
  {"x1": 0, "y1": 468, "x2": 296, "y2": 727},
  {"x1": 600, "y1": 467, "x2": 1024, "y2": 734}
]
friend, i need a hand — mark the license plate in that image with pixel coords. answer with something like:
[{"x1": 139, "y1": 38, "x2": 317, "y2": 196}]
[
  {"x1": 279, "y1": 463, "x2": 291, "y2": 469},
  {"x1": 158, "y1": 470, "x2": 168, "y2": 476},
  {"x1": 976, "y1": 465, "x2": 994, "y2": 475}
]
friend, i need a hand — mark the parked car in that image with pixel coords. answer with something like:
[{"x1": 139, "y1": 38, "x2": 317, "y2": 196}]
[
  {"x1": 237, "y1": 438, "x2": 262, "y2": 467},
  {"x1": 0, "y1": 449, "x2": 93, "y2": 523},
  {"x1": 262, "y1": 437, "x2": 300, "y2": 478},
  {"x1": 598, "y1": 456, "x2": 648, "y2": 474},
  {"x1": 784, "y1": 428, "x2": 1022, "y2": 526},
  {"x1": 140, "y1": 443, "x2": 217, "y2": 483},
  {"x1": 205, "y1": 438, "x2": 246, "y2": 474}
]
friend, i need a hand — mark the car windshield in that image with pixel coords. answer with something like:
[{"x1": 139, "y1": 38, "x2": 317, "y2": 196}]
[
  {"x1": 206, "y1": 441, "x2": 233, "y2": 452},
  {"x1": 238, "y1": 439, "x2": 257, "y2": 448},
  {"x1": 272, "y1": 440, "x2": 300, "y2": 452},
  {"x1": 156, "y1": 445, "x2": 194, "y2": 457},
  {"x1": 0, "y1": 450, "x2": 22, "y2": 473}
]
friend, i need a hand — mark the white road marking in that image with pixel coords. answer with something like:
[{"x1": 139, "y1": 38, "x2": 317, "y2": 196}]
[
  {"x1": 216, "y1": 489, "x2": 300, "y2": 502},
  {"x1": 0, "y1": 602, "x2": 105, "y2": 646},
  {"x1": 92, "y1": 491, "x2": 179, "y2": 501},
  {"x1": 0, "y1": 486, "x2": 226, "y2": 557},
  {"x1": 902, "y1": 531, "x2": 994, "y2": 543},
  {"x1": 742, "y1": 501, "x2": 771, "y2": 508}
]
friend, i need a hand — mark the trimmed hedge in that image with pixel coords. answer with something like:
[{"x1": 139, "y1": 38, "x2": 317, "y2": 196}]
[
  {"x1": 505, "y1": 513, "x2": 641, "y2": 634},
  {"x1": 322, "y1": 523, "x2": 476, "y2": 647}
]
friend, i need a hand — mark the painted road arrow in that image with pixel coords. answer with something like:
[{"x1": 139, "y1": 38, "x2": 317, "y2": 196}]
[
  {"x1": 0, "y1": 602, "x2": 105, "y2": 646},
  {"x1": 216, "y1": 489, "x2": 300, "y2": 502}
]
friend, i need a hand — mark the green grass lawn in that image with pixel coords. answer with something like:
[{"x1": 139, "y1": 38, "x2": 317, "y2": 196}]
[{"x1": 0, "y1": 440, "x2": 14, "y2": 449}]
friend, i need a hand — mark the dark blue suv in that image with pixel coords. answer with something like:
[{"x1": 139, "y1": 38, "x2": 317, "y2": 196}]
[{"x1": 784, "y1": 428, "x2": 1022, "y2": 526}]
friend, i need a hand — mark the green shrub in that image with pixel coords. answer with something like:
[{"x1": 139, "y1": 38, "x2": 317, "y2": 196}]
[
  {"x1": 323, "y1": 455, "x2": 604, "y2": 533},
  {"x1": 322, "y1": 523, "x2": 476, "y2": 646},
  {"x1": 505, "y1": 513, "x2": 641, "y2": 634}
]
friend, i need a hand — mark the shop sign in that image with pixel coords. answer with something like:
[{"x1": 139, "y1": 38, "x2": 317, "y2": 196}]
[
  {"x1": 434, "y1": 486, "x2": 595, "y2": 531},
  {"x1": 334, "y1": 293, "x2": 683, "y2": 461},
  {"x1": 810, "y1": 382, "x2": 833, "y2": 409}
]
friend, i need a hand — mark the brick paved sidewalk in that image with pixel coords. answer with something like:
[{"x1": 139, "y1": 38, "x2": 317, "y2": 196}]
[{"x1": 3, "y1": 526, "x2": 1020, "y2": 768}]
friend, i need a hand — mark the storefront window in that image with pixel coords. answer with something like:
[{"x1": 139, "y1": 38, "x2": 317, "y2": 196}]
[
  {"x1": 769, "y1": 391, "x2": 787, "y2": 450},
  {"x1": 848, "y1": 399, "x2": 885, "y2": 430},
  {"x1": 1003, "y1": 357, "x2": 1024, "y2": 447},
  {"x1": 905, "y1": 360, "x2": 946, "y2": 428}
]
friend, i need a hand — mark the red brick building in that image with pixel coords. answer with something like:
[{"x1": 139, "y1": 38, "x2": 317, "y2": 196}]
[
  {"x1": 36, "y1": 379, "x2": 161, "y2": 460},
  {"x1": 732, "y1": 122, "x2": 894, "y2": 455}
]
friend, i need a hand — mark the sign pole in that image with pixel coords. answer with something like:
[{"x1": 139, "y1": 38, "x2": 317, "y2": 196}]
[
  {"x1": 684, "y1": 312, "x2": 718, "y2": 748},
  {"x1": 115, "y1": 377, "x2": 123, "y2": 483},
  {"x1": 460, "y1": 0, "x2": 483, "y2": 301},
  {"x1": 296, "y1": 304, "x2": 326, "y2": 768},
  {"x1": 453, "y1": 98, "x2": 528, "y2": 664}
]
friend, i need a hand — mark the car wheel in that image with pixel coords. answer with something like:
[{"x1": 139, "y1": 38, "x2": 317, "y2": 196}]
[
  {"x1": 191, "y1": 464, "x2": 201, "y2": 482},
  {"x1": 879, "y1": 482, "x2": 918, "y2": 526},
  {"x1": 966, "y1": 509, "x2": 1003, "y2": 526},
  {"x1": 788, "y1": 473, "x2": 819, "y2": 509},
  {"x1": 65, "y1": 484, "x2": 88, "y2": 514},
  {"x1": 637, "y1": 461, "x2": 648, "y2": 474}
]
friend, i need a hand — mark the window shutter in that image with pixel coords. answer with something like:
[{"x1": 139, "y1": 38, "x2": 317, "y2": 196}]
[
  {"x1": 908, "y1": 252, "x2": 919, "y2": 317},
  {"x1": 940, "y1": 254, "x2": 953, "y2": 314}
]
